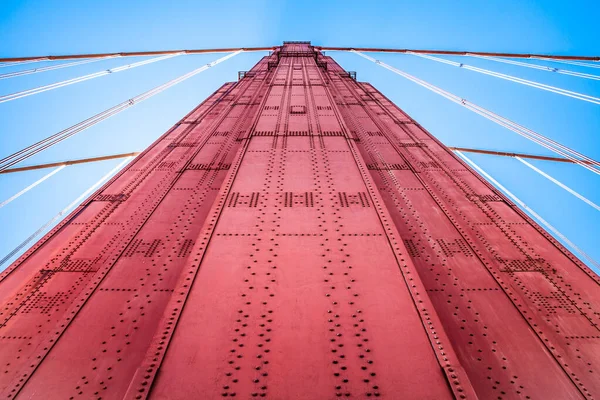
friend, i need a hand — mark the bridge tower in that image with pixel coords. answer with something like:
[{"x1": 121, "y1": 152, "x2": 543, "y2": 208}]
[{"x1": 1, "y1": 41, "x2": 599, "y2": 399}]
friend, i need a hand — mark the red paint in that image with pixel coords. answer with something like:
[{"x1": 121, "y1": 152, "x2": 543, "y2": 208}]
[{"x1": 0, "y1": 42, "x2": 598, "y2": 399}]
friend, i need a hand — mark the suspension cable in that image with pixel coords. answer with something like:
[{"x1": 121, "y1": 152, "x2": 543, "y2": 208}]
[
  {"x1": 0, "y1": 57, "x2": 117, "y2": 80},
  {"x1": 356, "y1": 50, "x2": 600, "y2": 170},
  {"x1": 469, "y1": 54, "x2": 600, "y2": 81},
  {"x1": 533, "y1": 58, "x2": 600, "y2": 70},
  {"x1": 514, "y1": 156, "x2": 600, "y2": 212},
  {"x1": 455, "y1": 151, "x2": 600, "y2": 271},
  {"x1": 0, "y1": 47, "x2": 271, "y2": 63},
  {"x1": 0, "y1": 50, "x2": 243, "y2": 172},
  {"x1": 408, "y1": 52, "x2": 600, "y2": 105},
  {"x1": 465, "y1": 102, "x2": 597, "y2": 166},
  {"x1": 0, "y1": 157, "x2": 132, "y2": 268},
  {"x1": 0, "y1": 53, "x2": 183, "y2": 103},
  {"x1": 446, "y1": 147, "x2": 594, "y2": 164},
  {"x1": 0, "y1": 166, "x2": 66, "y2": 208},
  {"x1": 0, "y1": 152, "x2": 141, "y2": 174},
  {"x1": 351, "y1": 50, "x2": 600, "y2": 175},
  {"x1": 0, "y1": 58, "x2": 49, "y2": 68}
]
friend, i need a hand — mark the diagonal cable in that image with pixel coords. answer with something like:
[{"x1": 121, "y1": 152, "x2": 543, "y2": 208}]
[
  {"x1": 0, "y1": 57, "x2": 117, "y2": 80},
  {"x1": 469, "y1": 54, "x2": 600, "y2": 81},
  {"x1": 533, "y1": 58, "x2": 600, "y2": 70},
  {"x1": 0, "y1": 166, "x2": 66, "y2": 208},
  {"x1": 0, "y1": 50, "x2": 243, "y2": 171},
  {"x1": 351, "y1": 50, "x2": 600, "y2": 176},
  {"x1": 0, "y1": 58, "x2": 49, "y2": 68},
  {"x1": 456, "y1": 151, "x2": 600, "y2": 271},
  {"x1": 408, "y1": 52, "x2": 600, "y2": 105},
  {"x1": 0, "y1": 157, "x2": 132, "y2": 268},
  {"x1": 0, "y1": 53, "x2": 183, "y2": 103},
  {"x1": 514, "y1": 156, "x2": 600, "y2": 212}
]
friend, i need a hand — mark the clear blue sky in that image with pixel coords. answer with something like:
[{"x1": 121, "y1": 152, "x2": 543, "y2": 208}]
[{"x1": 1, "y1": 0, "x2": 599, "y2": 272}]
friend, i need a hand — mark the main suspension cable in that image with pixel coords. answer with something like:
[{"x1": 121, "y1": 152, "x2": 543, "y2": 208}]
[
  {"x1": 0, "y1": 157, "x2": 132, "y2": 268},
  {"x1": 469, "y1": 55, "x2": 600, "y2": 81},
  {"x1": 0, "y1": 57, "x2": 117, "y2": 80},
  {"x1": 455, "y1": 151, "x2": 600, "y2": 271},
  {"x1": 446, "y1": 146, "x2": 594, "y2": 164},
  {"x1": 0, "y1": 53, "x2": 182, "y2": 103},
  {"x1": 0, "y1": 152, "x2": 141, "y2": 174},
  {"x1": 0, "y1": 50, "x2": 243, "y2": 172},
  {"x1": 351, "y1": 50, "x2": 600, "y2": 175},
  {"x1": 408, "y1": 52, "x2": 600, "y2": 105}
]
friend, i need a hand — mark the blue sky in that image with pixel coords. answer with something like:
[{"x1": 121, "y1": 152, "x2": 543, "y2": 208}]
[{"x1": 0, "y1": 0, "x2": 599, "y2": 271}]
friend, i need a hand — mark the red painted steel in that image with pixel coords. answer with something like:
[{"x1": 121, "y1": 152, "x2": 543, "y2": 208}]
[
  {"x1": 3, "y1": 45, "x2": 599, "y2": 63},
  {"x1": 446, "y1": 147, "x2": 597, "y2": 164},
  {"x1": 1, "y1": 41, "x2": 599, "y2": 399},
  {"x1": 317, "y1": 47, "x2": 600, "y2": 61}
]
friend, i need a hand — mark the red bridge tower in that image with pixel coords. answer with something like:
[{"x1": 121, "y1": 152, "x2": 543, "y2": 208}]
[{"x1": 1, "y1": 42, "x2": 599, "y2": 399}]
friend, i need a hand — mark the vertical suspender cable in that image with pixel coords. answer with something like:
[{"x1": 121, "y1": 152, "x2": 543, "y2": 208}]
[
  {"x1": 455, "y1": 151, "x2": 600, "y2": 271},
  {"x1": 0, "y1": 165, "x2": 66, "y2": 208},
  {"x1": 0, "y1": 57, "x2": 118, "y2": 80},
  {"x1": 408, "y1": 52, "x2": 600, "y2": 105},
  {"x1": 469, "y1": 55, "x2": 600, "y2": 81},
  {"x1": 351, "y1": 50, "x2": 600, "y2": 175},
  {"x1": 0, "y1": 157, "x2": 132, "y2": 268},
  {"x1": 0, "y1": 50, "x2": 244, "y2": 171},
  {"x1": 0, "y1": 53, "x2": 183, "y2": 103},
  {"x1": 514, "y1": 156, "x2": 600, "y2": 212}
]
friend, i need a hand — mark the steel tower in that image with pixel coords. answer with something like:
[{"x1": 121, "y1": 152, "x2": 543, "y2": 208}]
[{"x1": 1, "y1": 42, "x2": 599, "y2": 399}]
